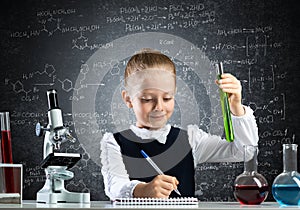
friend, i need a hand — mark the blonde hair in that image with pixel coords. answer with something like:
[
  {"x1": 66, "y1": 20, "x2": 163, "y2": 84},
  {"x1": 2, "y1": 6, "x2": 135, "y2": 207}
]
[{"x1": 124, "y1": 48, "x2": 176, "y2": 87}]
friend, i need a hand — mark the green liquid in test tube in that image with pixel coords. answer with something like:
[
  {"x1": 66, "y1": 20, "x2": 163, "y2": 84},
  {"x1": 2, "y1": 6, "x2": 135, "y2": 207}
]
[{"x1": 216, "y1": 62, "x2": 234, "y2": 142}]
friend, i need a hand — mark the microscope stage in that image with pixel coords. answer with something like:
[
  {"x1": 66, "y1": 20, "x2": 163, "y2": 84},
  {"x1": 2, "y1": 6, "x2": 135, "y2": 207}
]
[{"x1": 41, "y1": 153, "x2": 81, "y2": 169}]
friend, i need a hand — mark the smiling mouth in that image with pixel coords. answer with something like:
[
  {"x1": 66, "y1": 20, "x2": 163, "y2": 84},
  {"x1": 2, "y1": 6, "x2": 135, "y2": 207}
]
[{"x1": 150, "y1": 115, "x2": 165, "y2": 119}]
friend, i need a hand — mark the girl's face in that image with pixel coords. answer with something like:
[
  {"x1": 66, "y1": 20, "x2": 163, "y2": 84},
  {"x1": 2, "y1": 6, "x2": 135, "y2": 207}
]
[
  {"x1": 123, "y1": 68, "x2": 176, "y2": 130},
  {"x1": 132, "y1": 88, "x2": 175, "y2": 130}
]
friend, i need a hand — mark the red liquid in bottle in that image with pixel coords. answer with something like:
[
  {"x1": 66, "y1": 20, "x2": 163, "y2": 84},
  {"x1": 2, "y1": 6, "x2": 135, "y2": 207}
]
[
  {"x1": 1, "y1": 130, "x2": 15, "y2": 193},
  {"x1": 234, "y1": 185, "x2": 269, "y2": 205},
  {"x1": 1, "y1": 130, "x2": 13, "y2": 163}
]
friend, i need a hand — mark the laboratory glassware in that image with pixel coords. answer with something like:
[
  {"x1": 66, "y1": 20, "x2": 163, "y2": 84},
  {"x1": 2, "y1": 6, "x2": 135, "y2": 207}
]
[
  {"x1": 216, "y1": 62, "x2": 234, "y2": 142},
  {"x1": 1, "y1": 112, "x2": 13, "y2": 163},
  {"x1": 233, "y1": 145, "x2": 269, "y2": 204},
  {"x1": 1, "y1": 111, "x2": 16, "y2": 193},
  {"x1": 272, "y1": 143, "x2": 300, "y2": 206}
]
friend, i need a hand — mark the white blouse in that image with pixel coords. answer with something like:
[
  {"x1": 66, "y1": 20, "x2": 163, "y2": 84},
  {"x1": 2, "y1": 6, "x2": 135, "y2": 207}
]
[{"x1": 100, "y1": 106, "x2": 259, "y2": 200}]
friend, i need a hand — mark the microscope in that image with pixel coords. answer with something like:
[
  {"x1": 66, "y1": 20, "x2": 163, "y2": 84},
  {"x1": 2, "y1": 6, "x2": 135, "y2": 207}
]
[{"x1": 35, "y1": 89, "x2": 90, "y2": 203}]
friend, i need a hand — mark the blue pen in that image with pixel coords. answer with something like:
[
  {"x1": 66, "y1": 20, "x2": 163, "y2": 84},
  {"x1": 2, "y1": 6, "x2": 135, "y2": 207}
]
[{"x1": 140, "y1": 150, "x2": 181, "y2": 196}]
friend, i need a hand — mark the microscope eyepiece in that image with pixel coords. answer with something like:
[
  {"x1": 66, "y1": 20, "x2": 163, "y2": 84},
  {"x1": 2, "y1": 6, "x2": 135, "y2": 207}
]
[{"x1": 47, "y1": 89, "x2": 59, "y2": 110}]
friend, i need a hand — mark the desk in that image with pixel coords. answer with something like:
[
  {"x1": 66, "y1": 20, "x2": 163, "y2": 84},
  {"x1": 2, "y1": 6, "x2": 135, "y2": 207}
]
[{"x1": 0, "y1": 201, "x2": 299, "y2": 210}]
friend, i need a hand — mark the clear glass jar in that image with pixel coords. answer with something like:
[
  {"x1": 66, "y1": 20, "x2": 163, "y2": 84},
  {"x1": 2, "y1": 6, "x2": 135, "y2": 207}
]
[
  {"x1": 233, "y1": 145, "x2": 269, "y2": 204},
  {"x1": 272, "y1": 144, "x2": 300, "y2": 206}
]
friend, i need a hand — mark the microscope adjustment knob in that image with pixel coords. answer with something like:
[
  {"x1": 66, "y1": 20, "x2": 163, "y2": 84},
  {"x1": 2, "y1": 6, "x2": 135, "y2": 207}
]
[{"x1": 35, "y1": 122, "x2": 44, "y2": 137}]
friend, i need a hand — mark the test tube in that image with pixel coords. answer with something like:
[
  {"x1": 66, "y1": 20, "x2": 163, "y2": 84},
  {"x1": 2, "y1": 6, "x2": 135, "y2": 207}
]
[
  {"x1": 0, "y1": 112, "x2": 16, "y2": 193},
  {"x1": 1, "y1": 112, "x2": 13, "y2": 163},
  {"x1": 216, "y1": 62, "x2": 234, "y2": 142}
]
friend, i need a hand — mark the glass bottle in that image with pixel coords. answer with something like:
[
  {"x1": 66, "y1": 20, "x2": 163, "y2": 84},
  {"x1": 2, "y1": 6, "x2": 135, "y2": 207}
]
[
  {"x1": 233, "y1": 145, "x2": 269, "y2": 204},
  {"x1": 272, "y1": 144, "x2": 300, "y2": 206}
]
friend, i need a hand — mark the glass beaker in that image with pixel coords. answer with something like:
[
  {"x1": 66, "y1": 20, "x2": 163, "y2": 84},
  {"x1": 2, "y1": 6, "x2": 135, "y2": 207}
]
[
  {"x1": 233, "y1": 145, "x2": 269, "y2": 204},
  {"x1": 272, "y1": 144, "x2": 300, "y2": 206}
]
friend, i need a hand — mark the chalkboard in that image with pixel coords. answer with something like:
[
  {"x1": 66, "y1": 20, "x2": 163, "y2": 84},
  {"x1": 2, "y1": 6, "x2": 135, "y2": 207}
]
[{"x1": 0, "y1": 0, "x2": 299, "y2": 202}]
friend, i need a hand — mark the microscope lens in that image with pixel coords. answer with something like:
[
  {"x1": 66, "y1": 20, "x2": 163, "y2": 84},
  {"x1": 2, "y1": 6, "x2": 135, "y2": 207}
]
[{"x1": 47, "y1": 89, "x2": 59, "y2": 109}]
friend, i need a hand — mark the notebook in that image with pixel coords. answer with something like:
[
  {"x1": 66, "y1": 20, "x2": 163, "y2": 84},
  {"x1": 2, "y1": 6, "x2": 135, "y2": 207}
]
[{"x1": 112, "y1": 197, "x2": 198, "y2": 205}]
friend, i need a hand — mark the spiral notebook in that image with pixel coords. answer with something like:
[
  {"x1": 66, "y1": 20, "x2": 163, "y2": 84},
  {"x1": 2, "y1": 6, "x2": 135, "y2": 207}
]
[{"x1": 112, "y1": 197, "x2": 198, "y2": 205}]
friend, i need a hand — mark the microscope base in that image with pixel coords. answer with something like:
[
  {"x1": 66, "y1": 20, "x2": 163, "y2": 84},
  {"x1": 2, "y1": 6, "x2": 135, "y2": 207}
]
[{"x1": 37, "y1": 190, "x2": 90, "y2": 204}]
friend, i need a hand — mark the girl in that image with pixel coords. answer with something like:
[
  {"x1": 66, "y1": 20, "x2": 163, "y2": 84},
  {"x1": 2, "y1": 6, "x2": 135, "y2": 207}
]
[{"x1": 100, "y1": 48, "x2": 258, "y2": 199}]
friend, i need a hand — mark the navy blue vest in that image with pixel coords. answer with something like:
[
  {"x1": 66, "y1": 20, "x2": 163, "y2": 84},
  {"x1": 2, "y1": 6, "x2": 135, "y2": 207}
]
[{"x1": 113, "y1": 126, "x2": 195, "y2": 197}]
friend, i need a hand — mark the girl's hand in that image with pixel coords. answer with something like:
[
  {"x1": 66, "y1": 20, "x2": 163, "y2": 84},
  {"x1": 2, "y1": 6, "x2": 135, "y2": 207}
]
[
  {"x1": 215, "y1": 73, "x2": 245, "y2": 116},
  {"x1": 133, "y1": 175, "x2": 179, "y2": 198}
]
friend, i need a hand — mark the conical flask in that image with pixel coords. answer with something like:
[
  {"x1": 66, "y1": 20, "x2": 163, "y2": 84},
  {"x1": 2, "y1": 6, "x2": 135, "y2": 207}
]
[
  {"x1": 272, "y1": 144, "x2": 300, "y2": 205},
  {"x1": 233, "y1": 145, "x2": 269, "y2": 204}
]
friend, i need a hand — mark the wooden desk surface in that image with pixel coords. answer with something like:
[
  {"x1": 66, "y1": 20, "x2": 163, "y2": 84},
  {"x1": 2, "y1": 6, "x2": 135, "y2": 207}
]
[{"x1": 0, "y1": 201, "x2": 299, "y2": 210}]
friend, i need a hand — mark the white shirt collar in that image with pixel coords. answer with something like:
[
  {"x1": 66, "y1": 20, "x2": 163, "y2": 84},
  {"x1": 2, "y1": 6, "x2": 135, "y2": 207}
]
[{"x1": 129, "y1": 124, "x2": 171, "y2": 144}]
